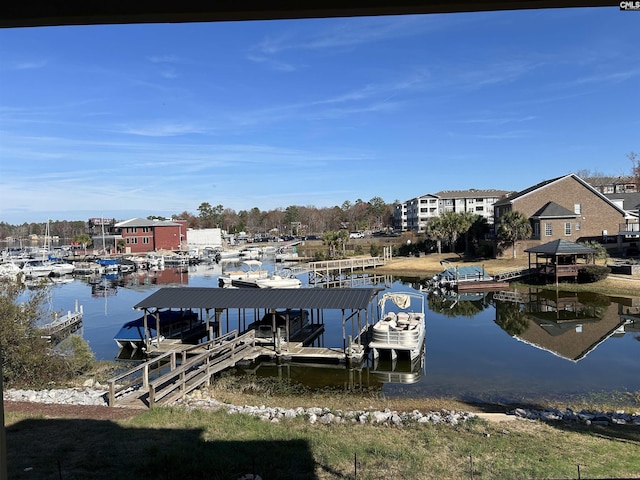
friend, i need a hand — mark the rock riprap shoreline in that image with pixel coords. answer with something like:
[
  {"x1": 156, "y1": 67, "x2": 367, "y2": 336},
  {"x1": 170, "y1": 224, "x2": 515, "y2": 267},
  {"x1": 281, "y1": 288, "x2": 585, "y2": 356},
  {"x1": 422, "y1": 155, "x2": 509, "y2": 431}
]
[{"x1": 4, "y1": 387, "x2": 640, "y2": 427}]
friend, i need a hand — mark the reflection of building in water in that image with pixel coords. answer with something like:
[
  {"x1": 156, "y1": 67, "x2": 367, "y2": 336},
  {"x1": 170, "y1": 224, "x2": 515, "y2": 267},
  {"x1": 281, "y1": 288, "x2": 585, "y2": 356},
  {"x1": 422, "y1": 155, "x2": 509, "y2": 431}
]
[
  {"x1": 494, "y1": 288, "x2": 632, "y2": 362},
  {"x1": 121, "y1": 268, "x2": 190, "y2": 291},
  {"x1": 619, "y1": 300, "x2": 640, "y2": 335}
]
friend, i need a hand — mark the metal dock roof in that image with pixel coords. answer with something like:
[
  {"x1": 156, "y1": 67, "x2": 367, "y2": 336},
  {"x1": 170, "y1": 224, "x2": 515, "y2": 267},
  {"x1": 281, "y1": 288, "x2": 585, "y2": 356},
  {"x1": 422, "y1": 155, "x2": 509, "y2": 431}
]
[{"x1": 133, "y1": 287, "x2": 379, "y2": 311}]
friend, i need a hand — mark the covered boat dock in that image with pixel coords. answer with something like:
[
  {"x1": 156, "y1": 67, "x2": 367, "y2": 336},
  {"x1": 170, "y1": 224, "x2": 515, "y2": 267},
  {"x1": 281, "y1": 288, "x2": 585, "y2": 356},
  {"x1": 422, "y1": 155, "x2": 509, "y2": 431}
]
[{"x1": 131, "y1": 287, "x2": 381, "y2": 364}]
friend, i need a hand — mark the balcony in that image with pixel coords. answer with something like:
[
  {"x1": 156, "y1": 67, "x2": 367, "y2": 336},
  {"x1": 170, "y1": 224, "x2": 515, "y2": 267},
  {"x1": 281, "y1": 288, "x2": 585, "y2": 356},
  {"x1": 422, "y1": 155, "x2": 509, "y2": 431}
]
[{"x1": 619, "y1": 223, "x2": 640, "y2": 234}]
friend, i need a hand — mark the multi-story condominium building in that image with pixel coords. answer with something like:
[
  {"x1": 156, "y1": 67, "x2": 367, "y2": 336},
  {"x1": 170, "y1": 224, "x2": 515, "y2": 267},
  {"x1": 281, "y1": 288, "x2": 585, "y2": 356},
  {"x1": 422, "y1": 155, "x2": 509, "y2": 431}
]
[
  {"x1": 583, "y1": 176, "x2": 638, "y2": 194},
  {"x1": 394, "y1": 189, "x2": 510, "y2": 232}
]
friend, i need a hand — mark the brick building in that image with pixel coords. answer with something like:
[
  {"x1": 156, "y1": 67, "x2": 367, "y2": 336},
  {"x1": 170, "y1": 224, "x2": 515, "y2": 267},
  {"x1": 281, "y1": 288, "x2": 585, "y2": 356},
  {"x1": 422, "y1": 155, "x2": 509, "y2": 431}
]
[
  {"x1": 493, "y1": 174, "x2": 634, "y2": 257},
  {"x1": 115, "y1": 218, "x2": 187, "y2": 254}
]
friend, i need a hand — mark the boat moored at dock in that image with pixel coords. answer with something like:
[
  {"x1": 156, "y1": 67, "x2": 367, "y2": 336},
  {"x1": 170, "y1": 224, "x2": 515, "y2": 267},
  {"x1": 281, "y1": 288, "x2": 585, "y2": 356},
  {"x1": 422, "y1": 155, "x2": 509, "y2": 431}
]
[
  {"x1": 369, "y1": 291, "x2": 426, "y2": 360},
  {"x1": 113, "y1": 309, "x2": 203, "y2": 351}
]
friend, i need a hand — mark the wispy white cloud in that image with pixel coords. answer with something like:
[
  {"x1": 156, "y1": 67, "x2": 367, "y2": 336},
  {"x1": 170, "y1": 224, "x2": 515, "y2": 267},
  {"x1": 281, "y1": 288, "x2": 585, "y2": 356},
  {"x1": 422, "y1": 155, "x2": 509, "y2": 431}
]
[
  {"x1": 119, "y1": 122, "x2": 206, "y2": 137},
  {"x1": 13, "y1": 59, "x2": 48, "y2": 70}
]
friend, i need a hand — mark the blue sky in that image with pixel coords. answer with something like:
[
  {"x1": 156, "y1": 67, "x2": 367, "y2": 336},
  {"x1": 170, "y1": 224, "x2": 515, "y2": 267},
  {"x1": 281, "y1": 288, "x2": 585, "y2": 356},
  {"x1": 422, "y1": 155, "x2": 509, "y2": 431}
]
[{"x1": 0, "y1": 7, "x2": 638, "y2": 224}]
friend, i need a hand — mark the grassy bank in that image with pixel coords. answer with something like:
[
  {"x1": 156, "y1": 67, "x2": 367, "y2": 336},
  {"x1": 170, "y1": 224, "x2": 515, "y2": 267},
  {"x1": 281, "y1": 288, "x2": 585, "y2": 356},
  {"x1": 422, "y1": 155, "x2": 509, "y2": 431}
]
[
  {"x1": 375, "y1": 252, "x2": 640, "y2": 297},
  {"x1": 5, "y1": 397, "x2": 640, "y2": 479}
]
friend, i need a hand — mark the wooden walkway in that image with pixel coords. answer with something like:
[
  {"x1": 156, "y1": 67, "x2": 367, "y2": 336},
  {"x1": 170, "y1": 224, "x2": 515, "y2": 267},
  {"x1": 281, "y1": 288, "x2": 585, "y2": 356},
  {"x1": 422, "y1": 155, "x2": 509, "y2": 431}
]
[
  {"x1": 108, "y1": 330, "x2": 255, "y2": 408},
  {"x1": 308, "y1": 257, "x2": 386, "y2": 286},
  {"x1": 493, "y1": 267, "x2": 534, "y2": 282}
]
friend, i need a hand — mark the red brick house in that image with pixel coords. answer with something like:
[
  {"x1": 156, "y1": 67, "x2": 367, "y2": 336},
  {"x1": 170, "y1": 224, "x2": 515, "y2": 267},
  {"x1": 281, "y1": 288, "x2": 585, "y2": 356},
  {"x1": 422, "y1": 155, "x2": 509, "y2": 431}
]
[
  {"x1": 493, "y1": 174, "x2": 634, "y2": 257},
  {"x1": 115, "y1": 218, "x2": 187, "y2": 254}
]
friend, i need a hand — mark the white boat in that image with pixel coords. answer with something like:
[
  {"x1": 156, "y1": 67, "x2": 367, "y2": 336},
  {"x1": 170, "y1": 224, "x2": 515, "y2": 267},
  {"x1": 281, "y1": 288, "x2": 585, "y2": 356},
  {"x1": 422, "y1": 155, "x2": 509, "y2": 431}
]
[
  {"x1": 275, "y1": 251, "x2": 299, "y2": 262},
  {"x1": 218, "y1": 260, "x2": 268, "y2": 287},
  {"x1": 50, "y1": 260, "x2": 75, "y2": 276},
  {"x1": 239, "y1": 247, "x2": 262, "y2": 260},
  {"x1": 21, "y1": 259, "x2": 54, "y2": 278},
  {"x1": 0, "y1": 262, "x2": 22, "y2": 279},
  {"x1": 254, "y1": 271, "x2": 302, "y2": 288},
  {"x1": 369, "y1": 291, "x2": 426, "y2": 360}
]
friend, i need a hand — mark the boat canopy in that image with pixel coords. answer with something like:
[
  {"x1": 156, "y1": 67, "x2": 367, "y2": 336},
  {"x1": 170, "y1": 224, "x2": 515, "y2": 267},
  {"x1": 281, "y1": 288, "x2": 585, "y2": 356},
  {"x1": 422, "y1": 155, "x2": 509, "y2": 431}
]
[
  {"x1": 378, "y1": 292, "x2": 411, "y2": 309},
  {"x1": 439, "y1": 265, "x2": 489, "y2": 281}
]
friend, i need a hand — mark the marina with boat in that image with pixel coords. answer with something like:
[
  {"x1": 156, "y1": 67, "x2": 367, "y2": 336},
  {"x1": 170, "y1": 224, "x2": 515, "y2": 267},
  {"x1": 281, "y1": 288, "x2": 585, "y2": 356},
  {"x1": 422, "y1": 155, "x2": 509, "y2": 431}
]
[{"x1": 3, "y1": 239, "x2": 640, "y2": 409}]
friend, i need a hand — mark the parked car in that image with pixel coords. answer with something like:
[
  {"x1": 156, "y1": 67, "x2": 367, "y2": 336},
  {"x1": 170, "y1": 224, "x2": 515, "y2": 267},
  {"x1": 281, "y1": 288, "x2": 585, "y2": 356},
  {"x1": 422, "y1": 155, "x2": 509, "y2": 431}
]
[{"x1": 349, "y1": 232, "x2": 364, "y2": 239}]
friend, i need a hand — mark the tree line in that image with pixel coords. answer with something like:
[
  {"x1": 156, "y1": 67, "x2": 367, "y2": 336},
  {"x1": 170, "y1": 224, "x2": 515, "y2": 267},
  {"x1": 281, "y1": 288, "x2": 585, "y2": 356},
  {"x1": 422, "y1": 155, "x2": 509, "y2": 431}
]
[{"x1": 0, "y1": 197, "x2": 396, "y2": 241}]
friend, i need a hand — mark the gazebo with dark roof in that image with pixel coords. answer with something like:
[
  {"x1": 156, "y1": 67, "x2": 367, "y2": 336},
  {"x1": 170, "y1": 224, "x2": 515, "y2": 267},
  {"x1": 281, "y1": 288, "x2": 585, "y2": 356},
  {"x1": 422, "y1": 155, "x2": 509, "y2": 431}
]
[{"x1": 525, "y1": 239, "x2": 597, "y2": 284}]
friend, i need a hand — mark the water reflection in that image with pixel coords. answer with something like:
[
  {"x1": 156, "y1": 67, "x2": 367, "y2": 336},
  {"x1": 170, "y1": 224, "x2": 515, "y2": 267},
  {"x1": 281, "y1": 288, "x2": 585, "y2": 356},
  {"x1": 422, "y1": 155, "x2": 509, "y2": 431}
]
[
  {"x1": 493, "y1": 288, "x2": 638, "y2": 362},
  {"x1": 34, "y1": 264, "x2": 640, "y2": 404},
  {"x1": 239, "y1": 346, "x2": 426, "y2": 392}
]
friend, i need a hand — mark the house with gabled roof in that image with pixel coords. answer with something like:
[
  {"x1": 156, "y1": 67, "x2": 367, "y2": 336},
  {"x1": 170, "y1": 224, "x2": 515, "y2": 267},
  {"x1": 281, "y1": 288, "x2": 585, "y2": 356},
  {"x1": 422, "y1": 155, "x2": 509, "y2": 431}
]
[
  {"x1": 115, "y1": 217, "x2": 187, "y2": 254},
  {"x1": 493, "y1": 174, "x2": 636, "y2": 257}
]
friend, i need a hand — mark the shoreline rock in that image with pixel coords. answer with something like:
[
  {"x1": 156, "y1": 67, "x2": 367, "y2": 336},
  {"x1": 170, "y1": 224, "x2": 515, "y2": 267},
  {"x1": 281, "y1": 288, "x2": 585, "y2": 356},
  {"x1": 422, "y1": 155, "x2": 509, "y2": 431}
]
[{"x1": 4, "y1": 388, "x2": 640, "y2": 427}]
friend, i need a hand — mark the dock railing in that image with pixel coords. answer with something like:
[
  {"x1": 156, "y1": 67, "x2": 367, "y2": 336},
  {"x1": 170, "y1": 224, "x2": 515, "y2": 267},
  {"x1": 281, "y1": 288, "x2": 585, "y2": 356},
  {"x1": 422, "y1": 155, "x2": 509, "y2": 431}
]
[
  {"x1": 308, "y1": 256, "x2": 386, "y2": 286},
  {"x1": 108, "y1": 329, "x2": 255, "y2": 407},
  {"x1": 147, "y1": 330, "x2": 255, "y2": 407}
]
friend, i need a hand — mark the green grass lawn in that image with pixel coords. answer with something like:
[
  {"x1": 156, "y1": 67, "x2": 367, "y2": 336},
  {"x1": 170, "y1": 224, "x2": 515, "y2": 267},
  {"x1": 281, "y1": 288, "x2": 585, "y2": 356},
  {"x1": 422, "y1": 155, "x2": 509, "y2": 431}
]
[{"x1": 6, "y1": 403, "x2": 640, "y2": 479}]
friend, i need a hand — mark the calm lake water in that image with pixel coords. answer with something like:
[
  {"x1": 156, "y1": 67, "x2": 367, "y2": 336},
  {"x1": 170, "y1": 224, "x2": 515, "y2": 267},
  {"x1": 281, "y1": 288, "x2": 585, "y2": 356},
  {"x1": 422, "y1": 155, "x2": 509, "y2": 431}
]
[{"x1": 36, "y1": 260, "x2": 640, "y2": 406}]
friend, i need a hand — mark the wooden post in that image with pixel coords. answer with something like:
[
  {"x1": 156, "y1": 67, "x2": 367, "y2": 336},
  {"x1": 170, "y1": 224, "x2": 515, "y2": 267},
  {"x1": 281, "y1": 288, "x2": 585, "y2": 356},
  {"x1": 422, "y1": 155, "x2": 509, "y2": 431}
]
[
  {"x1": 108, "y1": 381, "x2": 115, "y2": 407},
  {"x1": 143, "y1": 363, "x2": 149, "y2": 389}
]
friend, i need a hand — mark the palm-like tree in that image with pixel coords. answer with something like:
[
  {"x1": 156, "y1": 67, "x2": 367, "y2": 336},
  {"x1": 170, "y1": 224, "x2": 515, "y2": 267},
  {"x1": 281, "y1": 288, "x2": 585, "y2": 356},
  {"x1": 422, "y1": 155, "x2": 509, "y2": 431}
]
[
  {"x1": 426, "y1": 218, "x2": 446, "y2": 254},
  {"x1": 496, "y1": 210, "x2": 532, "y2": 259}
]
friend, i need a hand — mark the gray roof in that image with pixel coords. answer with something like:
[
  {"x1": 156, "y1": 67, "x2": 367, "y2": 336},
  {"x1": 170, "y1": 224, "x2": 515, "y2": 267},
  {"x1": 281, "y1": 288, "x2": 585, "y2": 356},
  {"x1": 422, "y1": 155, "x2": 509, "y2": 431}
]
[
  {"x1": 134, "y1": 287, "x2": 379, "y2": 311},
  {"x1": 434, "y1": 189, "x2": 510, "y2": 199},
  {"x1": 530, "y1": 201, "x2": 577, "y2": 219},
  {"x1": 524, "y1": 239, "x2": 597, "y2": 256},
  {"x1": 605, "y1": 192, "x2": 640, "y2": 211},
  {"x1": 115, "y1": 217, "x2": 181, "y2": 228}
]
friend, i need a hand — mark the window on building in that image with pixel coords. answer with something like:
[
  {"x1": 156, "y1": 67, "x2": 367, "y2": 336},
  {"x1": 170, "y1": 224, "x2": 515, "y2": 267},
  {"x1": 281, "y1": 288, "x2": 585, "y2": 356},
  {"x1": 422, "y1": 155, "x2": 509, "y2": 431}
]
[
  {"x1": 545, "y1": 223, "x2": 552, "y2": 236},
  {"x1": 574, "y1": 204, "x2": 581, "y2": 215},
  {"x1": 475, "y1": 206, "x2": 484, "y2": 212},
  {"x1": 565, "y1": 222, "x2": 571, "y2": 235},
  {"x1": 576, "y1": 221, "x2": 581, "y2": 231},
  {"x1": 143, "y1": 237, "x2": 150, "y2": 244},
  {"x1": 533, "y1": 223, "x2": 540, "y2": 238}
]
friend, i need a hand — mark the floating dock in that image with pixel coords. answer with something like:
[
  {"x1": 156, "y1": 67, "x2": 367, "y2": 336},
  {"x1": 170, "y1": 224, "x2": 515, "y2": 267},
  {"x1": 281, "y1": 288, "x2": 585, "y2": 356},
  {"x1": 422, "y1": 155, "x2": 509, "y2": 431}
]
[{"x1": 39, "y1": 300, "x2": 83, "y2": 342}]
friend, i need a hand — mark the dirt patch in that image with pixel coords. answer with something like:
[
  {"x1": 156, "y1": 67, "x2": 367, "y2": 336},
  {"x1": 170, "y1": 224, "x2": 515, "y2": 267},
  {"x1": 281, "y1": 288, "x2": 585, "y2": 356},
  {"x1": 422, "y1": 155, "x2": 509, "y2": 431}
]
[{"x1": 4, "y1": 400, "x2": 142, "y2": 420}]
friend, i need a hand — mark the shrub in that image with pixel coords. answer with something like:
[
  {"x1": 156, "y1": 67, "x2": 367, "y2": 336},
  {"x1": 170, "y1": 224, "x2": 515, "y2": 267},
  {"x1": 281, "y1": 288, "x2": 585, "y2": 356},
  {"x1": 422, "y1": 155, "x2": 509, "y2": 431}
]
[
  {"x1": 577, "y1": 265, "x2": 610, "y2": 283},
  {"x1": 313, "y1": 250, "x2": 326, "y2": 261},
  {"x1": 0, "y1": 277, "x2": 95, "y2": 387}
]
